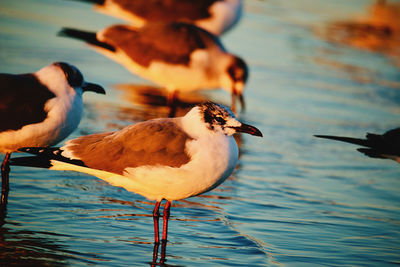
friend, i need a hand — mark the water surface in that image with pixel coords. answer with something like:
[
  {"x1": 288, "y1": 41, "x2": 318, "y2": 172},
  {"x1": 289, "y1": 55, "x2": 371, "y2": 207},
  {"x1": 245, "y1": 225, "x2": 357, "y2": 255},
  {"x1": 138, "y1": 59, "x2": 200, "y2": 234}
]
[{"x1": 0, "y1": 0, "x2": 399, "y2": 266}]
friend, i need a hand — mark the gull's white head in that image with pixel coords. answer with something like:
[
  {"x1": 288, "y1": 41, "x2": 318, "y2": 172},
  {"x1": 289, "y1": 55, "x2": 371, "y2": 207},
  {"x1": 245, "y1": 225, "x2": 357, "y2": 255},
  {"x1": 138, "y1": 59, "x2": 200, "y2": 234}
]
[
  {"x1": 53, "y1": 62, "x2": 106, "y2": 95},
  {"x1": 197, "y1": 102, "x2": 262, "y2": 137},
  {"x1": 36, "y1": 62, "x2": 106, "y2": 97}
]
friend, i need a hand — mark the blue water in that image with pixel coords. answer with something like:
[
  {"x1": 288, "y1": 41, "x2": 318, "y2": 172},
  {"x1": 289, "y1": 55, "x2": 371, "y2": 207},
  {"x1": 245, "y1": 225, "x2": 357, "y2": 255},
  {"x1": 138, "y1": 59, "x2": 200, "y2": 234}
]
[{"x1": 1, "y1": 0, "x2": 400, "y2": 266}]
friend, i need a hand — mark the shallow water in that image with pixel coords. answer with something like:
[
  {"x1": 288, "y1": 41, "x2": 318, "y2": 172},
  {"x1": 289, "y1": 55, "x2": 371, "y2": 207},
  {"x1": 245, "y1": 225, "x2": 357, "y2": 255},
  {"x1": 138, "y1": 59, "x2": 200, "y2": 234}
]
[{"x1": 1, "y1": 0, "x2": 400, "y2": 266}]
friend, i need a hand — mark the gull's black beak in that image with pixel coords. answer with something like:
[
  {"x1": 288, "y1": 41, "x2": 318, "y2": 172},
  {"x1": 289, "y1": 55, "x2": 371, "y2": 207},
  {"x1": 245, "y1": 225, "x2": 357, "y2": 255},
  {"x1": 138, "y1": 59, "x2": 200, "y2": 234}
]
[
  {"x1": 231, "y1": 91, "x2": 237, "y2": 113},
  {"x1": 231, "y1": 90, "x2": 245, "y2": 113},
  {"x1": 239, "y1": 93, "x2": 245, "y2": 110},
  {"x1": 234, "y1": 123, "x2": 263, "y2": 137},
  {"x1": 82, "y1": 82, "x2": 106, "y2": 94}
]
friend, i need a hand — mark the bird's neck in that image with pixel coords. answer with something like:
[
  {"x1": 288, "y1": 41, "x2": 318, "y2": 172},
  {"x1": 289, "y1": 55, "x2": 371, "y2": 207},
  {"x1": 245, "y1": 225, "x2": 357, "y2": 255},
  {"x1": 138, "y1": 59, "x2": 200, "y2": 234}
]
[
  {"x1": 180, "y1": 107, "x2": 215, "y2": 139},
  {"x1": 36, "y1": 66, "x2": 74, "y2": 97}
]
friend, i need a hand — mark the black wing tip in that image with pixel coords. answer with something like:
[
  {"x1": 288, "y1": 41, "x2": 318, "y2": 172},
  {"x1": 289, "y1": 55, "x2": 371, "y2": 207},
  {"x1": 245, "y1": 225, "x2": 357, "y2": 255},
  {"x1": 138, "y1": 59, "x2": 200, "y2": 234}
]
[
  {"x1": 12, "y1": 147, "x2": 56, "y2": 168},
  {"x1": 18, "y1": 147, "x2": 42, "y2": 154},
  {"x1": 314, "y1": 134, "x2": 341, "y2": 139},
  {"x1": 67, "y1": 0, "x2": 105, "y2": 5},
  {"x1": 16, "y1": 146, "x2": 87, "y2": 168},
  {"x1": 18, "y1": 147, "x2": 32, "y2": 153},
  {"x1": 357, "y1": 148, "x2": 400, "y2": 159},
  {"x1": 10, "y1": 156, "x2": 53, "y2": 169},
  {"x1": 58, "y1": 27, "x2": 91, "y2": 38},
  {"x1": 357, "y1": 148, "x2": 389, "y2": 160},
  {"x1": 58, "y1": 27, "x2": 76, "y2": 36},
  {"x1": 314, "y1": 134, "x2": 345, "y2": 141},
  {"x1": 58, "y1": 27, "x2": 116, "y2": 52},
  {"x1": 18, "y1": 147, "x2": 61, "y2": 155},
  {"x1": 314, "y1": 134, "x2": 370, "y2": 147}
]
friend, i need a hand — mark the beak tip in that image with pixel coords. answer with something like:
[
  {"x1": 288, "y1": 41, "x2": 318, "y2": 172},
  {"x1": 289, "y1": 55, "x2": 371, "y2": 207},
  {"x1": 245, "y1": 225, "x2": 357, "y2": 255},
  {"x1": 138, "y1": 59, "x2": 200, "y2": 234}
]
[
  {"x1": 235, "y1": 123, "x2": 263, "y2": 137},
  {"x1": 231, "y1": 90, "x2": 245, "y2": 112},
  {"x1": 83, "y1": 82, "x2": 106, "y2": 95},
  {"x1": 252, "y1": 128, "x2": 263, "y2": 137}
]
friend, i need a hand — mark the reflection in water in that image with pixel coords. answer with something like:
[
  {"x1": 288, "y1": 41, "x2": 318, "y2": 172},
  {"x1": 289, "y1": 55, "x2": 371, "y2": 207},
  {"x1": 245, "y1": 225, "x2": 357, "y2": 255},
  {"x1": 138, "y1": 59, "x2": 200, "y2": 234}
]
[
  {"x1": 0, "y1": 200, "x2": 68, "y2": 266},
  {"x1": 115, "y1": 83, "x2": 210, "y2": 118},
  {"x1": 313, "y1": 56, "x2": 376, "y2": 84},
  {"x1": 316, "y1": 0, "x2": 400, "y2": 66},
  {"x1": 0, "y1": 179, "x2": 8, "y2": 208},
  {"x1": 91, "y1": 183, "x2": 239, "y2": 266},
  {"x1": 3, "y1": 0, "x2": 399, "y2": 264},
  {"x1": 0, "y1": 196, "x2": 117, "y2": 266},
  {"x1": 151, "y1": 240, "x2": 165, "y2": 266},
  {"x1": 99, "y1": 195, "x2": 233, "y2": 220},
  {"x1": 112, "y1": 83, "x2": 243, "y2": 146}
]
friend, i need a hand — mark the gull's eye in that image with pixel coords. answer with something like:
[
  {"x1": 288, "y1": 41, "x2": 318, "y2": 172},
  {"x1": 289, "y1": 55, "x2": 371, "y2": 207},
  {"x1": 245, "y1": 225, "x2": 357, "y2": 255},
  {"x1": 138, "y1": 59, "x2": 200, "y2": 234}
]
[{"x1": 215, "y1": 116, "x2": 226, "y2": 124}]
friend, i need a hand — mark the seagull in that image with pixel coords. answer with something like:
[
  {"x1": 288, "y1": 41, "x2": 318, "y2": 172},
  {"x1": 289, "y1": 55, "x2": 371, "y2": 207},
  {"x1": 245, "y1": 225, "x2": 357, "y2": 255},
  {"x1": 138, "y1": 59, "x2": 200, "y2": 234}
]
[
  {"x1": 70, "y1": 0, "x2": 243, "y2": 36},
  {"x1": 11, "y1": 102, "x2": 262, "y2": 244},
  {"x1": 0, "y1": 62, "x2": 106, "y2": 202},
  {"x1": 315, "y1": 127, "x2": 400, "y2": 163},
  {"x1": 58, "y1": 22, "x2": 248, "y2": 116}
]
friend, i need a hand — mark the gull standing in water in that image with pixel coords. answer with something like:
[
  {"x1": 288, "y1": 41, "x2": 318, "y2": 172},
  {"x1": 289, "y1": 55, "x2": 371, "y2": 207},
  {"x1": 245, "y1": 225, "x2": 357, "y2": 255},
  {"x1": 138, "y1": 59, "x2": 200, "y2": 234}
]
[
  {"x1": 0, "y1": 62, "x2": 105, "y2": 203},
  {"x1": 12, "y1": 102, "x2": 262, "y2": 246}
]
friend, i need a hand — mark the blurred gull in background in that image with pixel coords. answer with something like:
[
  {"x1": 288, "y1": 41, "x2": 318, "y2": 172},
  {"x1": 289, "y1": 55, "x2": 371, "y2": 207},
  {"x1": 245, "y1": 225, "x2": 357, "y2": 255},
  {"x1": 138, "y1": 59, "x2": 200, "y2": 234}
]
[
  {"x1": 71, "y1": 0, "x2": 243, "y2": 35},
  {"x1": 59, "y1": 22, "x2": 248, "y2": 116}
]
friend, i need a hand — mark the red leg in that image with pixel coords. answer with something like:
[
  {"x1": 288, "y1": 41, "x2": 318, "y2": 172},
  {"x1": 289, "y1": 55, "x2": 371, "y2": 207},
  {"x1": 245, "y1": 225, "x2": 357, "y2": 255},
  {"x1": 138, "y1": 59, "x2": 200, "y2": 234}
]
[
  {"x1": 167, "y1": 91, "x2": 178, "y2": 117},
  {"x1": 160, "y1": 238, "x2": 167, "y2": 264},
  {"x1": 152, "y1": 201, "x2": 161, "y2": 244},
  {"x1": 161, "y1": 201, "x2": 172, "y2": 242},
  {"x1": 151, "y1": 241, "x2": 159, "y2": 266},
  {"x1": 1, "y1": 152, "x2": 11, "y2": 205}
]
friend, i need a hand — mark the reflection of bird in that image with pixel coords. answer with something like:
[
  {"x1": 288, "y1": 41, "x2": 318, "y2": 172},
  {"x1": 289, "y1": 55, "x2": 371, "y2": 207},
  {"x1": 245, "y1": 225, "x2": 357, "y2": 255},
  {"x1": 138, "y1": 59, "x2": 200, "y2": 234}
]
[
  {"x1": 72, "y1": 0, "x2": 243, "y2": 36},
  {"x1": 0, "y1": 62, "x2": 105, "y2": 202},
  {"x1": 315, "y1": 128, "x2": 400, "y2": 163},
  {"x1": 319, "y1": 0, "x2": 400, "y2": 63},
  {"x1": 11, "y1": 102, "x2": 262, "y2": 244},
  {"x1": 59, "y1": 22, "x2": 248, "y2": 116},
  {"x1": 115, "y1": 83, "x2": 210, "y2": 117}
]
